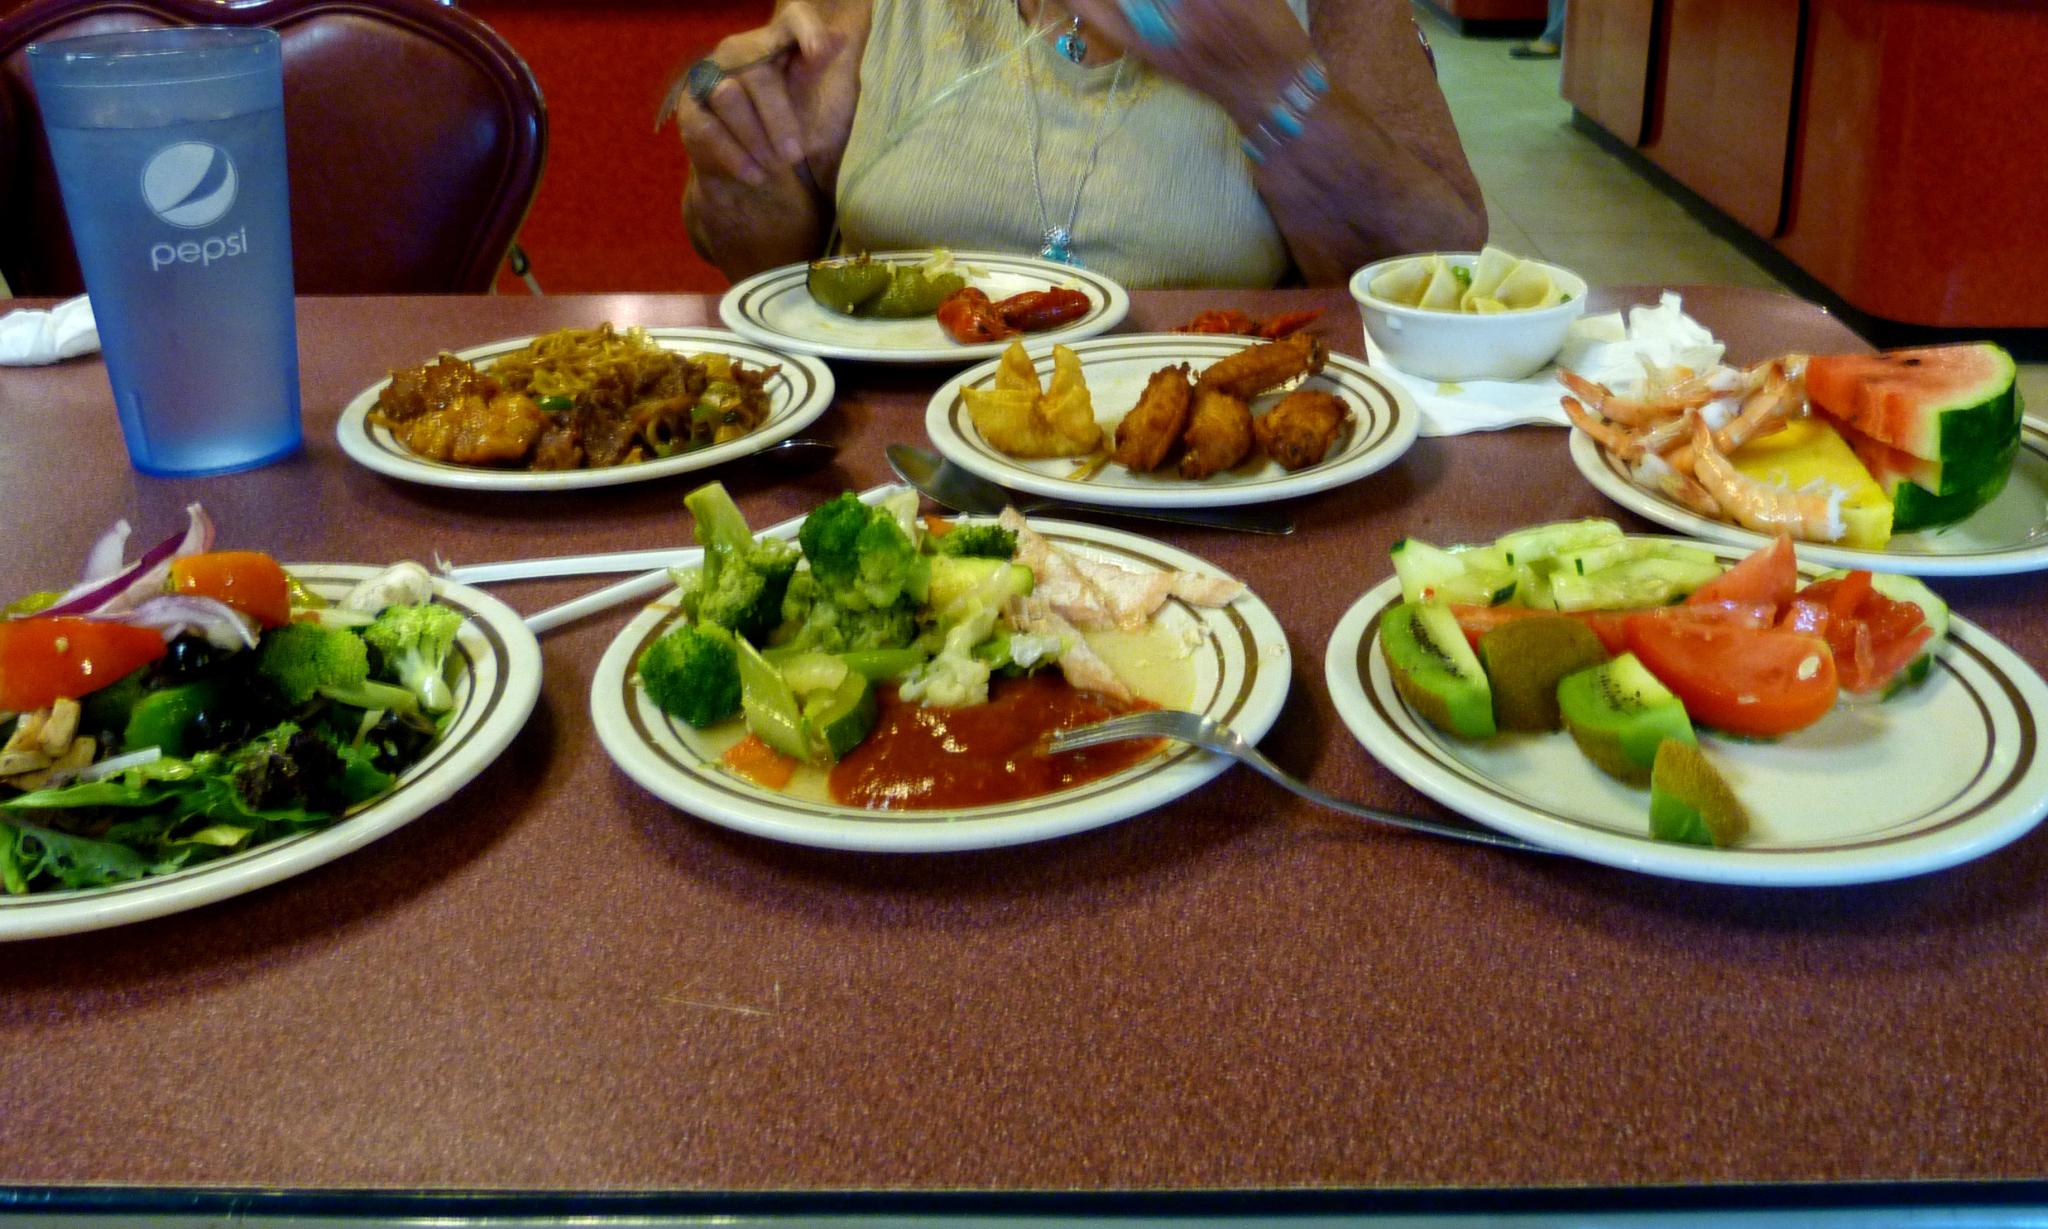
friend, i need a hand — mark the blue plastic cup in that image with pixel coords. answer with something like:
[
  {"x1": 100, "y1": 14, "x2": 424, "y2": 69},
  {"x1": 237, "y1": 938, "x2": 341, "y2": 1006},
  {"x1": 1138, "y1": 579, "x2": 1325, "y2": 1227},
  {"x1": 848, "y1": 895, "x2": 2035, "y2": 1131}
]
[{"x1": 29, "y1": 27, "x2": 302, "y2": 476}]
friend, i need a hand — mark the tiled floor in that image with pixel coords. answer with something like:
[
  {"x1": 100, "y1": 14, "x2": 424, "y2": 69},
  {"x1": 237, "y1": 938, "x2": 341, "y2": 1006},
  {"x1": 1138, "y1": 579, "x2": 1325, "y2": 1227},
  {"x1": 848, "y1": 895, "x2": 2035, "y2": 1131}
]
[{"x1": 1415, "y1": 4, "x2": 2047, "y2": 409}]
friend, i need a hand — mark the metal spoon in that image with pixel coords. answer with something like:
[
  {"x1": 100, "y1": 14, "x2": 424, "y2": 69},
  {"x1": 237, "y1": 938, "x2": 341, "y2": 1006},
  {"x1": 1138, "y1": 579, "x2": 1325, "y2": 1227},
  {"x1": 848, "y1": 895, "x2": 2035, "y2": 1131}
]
[
  {"x1": 747, "y1": 435, "x2": 838, "y2": 471},
  {"x1": 886, "y1": 445, "x2": 1295, "y2": 535}
]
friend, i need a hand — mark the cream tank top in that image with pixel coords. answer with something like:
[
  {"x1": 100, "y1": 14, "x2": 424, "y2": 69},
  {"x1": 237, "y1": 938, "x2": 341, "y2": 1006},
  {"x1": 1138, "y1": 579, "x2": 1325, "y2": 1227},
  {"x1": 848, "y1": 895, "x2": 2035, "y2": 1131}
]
[{"x1": 834, "y1": 0, "x2": 1305, "y2": 289}]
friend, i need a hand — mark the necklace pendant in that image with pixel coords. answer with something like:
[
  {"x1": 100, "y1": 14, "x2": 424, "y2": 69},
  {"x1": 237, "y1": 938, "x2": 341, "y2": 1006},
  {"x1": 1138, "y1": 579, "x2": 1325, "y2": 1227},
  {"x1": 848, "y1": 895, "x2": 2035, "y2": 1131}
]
[
  {"x1": 1039, "y1": 225, "x2": 1076, "y2": 264},
  {"x1": 1056, "y1": 16, "x2": 1087, "y2": 63}
]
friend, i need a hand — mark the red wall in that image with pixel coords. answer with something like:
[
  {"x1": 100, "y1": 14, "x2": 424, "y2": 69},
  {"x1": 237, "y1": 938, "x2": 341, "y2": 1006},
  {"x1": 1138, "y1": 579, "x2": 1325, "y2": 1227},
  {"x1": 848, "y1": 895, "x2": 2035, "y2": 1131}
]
[{"x1": 467, "y1": 0, "x2": 773, "y2": 294}]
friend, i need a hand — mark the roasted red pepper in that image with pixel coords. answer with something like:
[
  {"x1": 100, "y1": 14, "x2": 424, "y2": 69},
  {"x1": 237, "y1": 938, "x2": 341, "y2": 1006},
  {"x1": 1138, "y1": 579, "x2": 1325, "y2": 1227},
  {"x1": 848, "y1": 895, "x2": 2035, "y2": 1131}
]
[
  {"x1": 936, "y1": 287, "x2": 1018, "y2": 344},
  {"x1": 1171, "y1": 307, "x2": 1324, "y2": 339},
  {"x1": 993, "y1": 287, "x2": 1091, "y2": 332}
]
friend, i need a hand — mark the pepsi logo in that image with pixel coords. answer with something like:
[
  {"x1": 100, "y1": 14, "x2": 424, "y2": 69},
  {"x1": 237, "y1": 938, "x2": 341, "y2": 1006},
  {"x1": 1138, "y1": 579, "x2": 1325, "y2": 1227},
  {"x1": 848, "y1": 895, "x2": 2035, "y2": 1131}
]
[{"x1": 140, "y1": 141, "x2": 237, "y2": 229}]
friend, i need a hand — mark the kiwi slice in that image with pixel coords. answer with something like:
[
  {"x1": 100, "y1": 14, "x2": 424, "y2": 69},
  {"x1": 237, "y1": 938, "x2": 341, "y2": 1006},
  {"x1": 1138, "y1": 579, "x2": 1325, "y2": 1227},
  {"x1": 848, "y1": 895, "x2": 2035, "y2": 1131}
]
[
  {"x1": 1557, "y1": 652, "x2": 1694, "y2": 783},
  {"x1": 1649, "y1": 738, "x2": 1751, "y2": 847},
  {"x1": 1478, "y1": 616, "x2": 1608, "y2": 732},
  {"x1": 1380, "y1": 601, "x2": 1495, "y2": 739}
]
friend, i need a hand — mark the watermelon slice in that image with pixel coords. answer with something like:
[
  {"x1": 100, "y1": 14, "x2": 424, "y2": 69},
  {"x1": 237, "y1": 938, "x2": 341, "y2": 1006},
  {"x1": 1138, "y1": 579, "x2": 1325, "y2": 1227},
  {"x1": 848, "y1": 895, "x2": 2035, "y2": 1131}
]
[
  {"x1": 1807, "y1": 343, "x2": 2018, "y2": 464},
  {"x1": 1891, "y1": 463, "x2": 2016, "y2": 533},
  {"x1": 1835, "y1": 414, "x2": 2019, "y2": 499}
]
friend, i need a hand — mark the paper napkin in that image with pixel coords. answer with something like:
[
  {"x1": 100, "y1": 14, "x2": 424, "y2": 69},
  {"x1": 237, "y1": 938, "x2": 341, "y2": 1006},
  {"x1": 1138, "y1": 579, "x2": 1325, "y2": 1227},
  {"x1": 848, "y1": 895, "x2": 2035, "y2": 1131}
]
[
  {"x1": 1367, "y1": 292, "x2": 1725, "y2": 438},
  {"x1": 0, "y1": 294, "x2": 99, "y2": 366}
]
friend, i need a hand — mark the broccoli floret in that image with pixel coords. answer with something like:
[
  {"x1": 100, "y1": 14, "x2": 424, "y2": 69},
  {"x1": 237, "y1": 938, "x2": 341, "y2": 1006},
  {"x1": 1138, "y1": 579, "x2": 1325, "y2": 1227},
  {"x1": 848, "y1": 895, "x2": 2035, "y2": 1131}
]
[
  {"x1": 775, "y1": 493, "x2": 933, "y2": 655},
  {"x1": 779, "y1": 571, "x2": 922, "y2": 654},
  {"x1": 795, "y1": 493, "x2": 873, "y2": 589},
  {"x1": 798, "y1": 492, "x2": 929, "y2": 609},
  {"x1": 930, "y1": 524, "x2": 1017, "y2": 559},
  {"x1": 255, "y1": 622, "x2": 419, "y2": 717},
  {"x1": 677, "y1": 482, "x2": 800, "y2": 640},
  {"x1": 637, "y1": 621, "x2": 741, "y2": 728},
  {"x1": 362, "y1": 602, "x2": 464, "y2": 713}
]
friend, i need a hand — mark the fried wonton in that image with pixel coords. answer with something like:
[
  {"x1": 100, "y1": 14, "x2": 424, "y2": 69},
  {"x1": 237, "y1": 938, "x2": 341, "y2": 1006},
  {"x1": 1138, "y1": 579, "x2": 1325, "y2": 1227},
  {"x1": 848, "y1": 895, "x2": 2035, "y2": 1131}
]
[{"x1": 963, "y1": 341, "x2": 1102, "y2": 458}]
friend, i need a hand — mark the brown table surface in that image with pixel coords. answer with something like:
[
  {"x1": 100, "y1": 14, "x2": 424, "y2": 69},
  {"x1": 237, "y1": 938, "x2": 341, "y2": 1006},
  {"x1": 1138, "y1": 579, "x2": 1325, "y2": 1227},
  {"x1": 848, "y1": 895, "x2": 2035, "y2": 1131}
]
[{"x1": 4, "y1": 287, "x2": 2046, "y2": 1198}]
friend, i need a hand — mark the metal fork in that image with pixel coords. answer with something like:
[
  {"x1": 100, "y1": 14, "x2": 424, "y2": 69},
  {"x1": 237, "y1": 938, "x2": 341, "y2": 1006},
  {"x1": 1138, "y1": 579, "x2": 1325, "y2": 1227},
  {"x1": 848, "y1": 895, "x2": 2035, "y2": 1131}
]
[{"x1": 1046, "y1": 710, "x2": 1554, "y2": 854}]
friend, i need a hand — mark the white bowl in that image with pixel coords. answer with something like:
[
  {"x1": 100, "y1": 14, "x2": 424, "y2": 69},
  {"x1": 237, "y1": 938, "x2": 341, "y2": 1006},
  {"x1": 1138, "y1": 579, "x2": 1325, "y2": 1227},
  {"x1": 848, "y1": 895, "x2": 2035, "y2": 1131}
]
[{"x1": 1349, "y1": 253, "x2": 1588, "y2": 382}]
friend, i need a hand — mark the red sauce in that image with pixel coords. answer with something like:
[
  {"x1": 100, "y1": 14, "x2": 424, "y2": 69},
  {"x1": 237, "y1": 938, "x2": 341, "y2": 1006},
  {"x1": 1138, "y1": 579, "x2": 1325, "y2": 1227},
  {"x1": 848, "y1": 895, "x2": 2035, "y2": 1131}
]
[{"x1": 828, "y1": 673, "x2": 1159, "y2": 810}]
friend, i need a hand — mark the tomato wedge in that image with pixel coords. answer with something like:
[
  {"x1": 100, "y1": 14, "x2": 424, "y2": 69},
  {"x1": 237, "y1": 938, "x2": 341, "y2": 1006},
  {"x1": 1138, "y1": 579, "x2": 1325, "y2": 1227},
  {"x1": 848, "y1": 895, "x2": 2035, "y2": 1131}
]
[
  {"x1": 1686, "y1": 534, "x2": 1797, "y2": 609},
  {"x1": 1623, "y1": 612, "x2": 1838, "y2": 736},
  {"x1": 1797, "y1": 574, "x2": 1933, "y2": 693},
  {"x1": 0, "y1": 617, "x2": 168, "y2": 712},
  {"x1": 1450, "y1": 601, "x2": 1775, "y2": 656},
  {"x1": 168, "y1": 550, "x2": 291, "y2": 628}
]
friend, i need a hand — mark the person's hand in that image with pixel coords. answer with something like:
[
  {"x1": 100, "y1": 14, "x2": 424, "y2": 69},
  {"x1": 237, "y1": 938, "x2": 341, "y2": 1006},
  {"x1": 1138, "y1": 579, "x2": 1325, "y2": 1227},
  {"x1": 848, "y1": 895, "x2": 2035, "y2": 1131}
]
[
  {"x1": 672, "y1": 2, "x2": 862, "y2": 193},
  {"x1": 1066, "y1": 0, "x2": 1315, "y2": 133}
]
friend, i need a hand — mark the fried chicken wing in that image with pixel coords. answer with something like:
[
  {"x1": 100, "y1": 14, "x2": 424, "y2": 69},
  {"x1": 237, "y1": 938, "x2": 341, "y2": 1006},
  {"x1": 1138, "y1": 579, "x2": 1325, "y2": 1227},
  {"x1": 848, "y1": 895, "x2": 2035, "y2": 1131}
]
[
  {"x1": 1110, "y1": 364, "x2": 1194, "y2": 472},
  {"x1": 1254, "y1": 388, "x2": 1351, "y2": 470},
  {"x1": 1194, "y1": 333, "x2": 1327, "y2": 400},
  {"x1": 1179, "y1": 388, "x2": 1255, "y2": 479}
]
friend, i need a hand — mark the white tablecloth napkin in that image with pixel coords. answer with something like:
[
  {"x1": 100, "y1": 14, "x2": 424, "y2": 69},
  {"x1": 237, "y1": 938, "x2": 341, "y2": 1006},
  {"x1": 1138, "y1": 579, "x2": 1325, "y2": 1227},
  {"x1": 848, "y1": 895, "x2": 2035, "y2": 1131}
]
[
  {"x1": 1367, "y1": 292, "x2": 1726, "y2": 437},
  {"x1": 0, "y1": 294, "x2": 99, "y2": 366}
]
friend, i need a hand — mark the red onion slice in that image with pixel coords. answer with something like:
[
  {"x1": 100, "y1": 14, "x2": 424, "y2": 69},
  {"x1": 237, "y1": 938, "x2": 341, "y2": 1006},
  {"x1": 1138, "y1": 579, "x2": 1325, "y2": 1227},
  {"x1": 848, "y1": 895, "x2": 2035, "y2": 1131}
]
[
  {"x1": 120, "y1": 594, "x2": 259, "y2": 651},
  {"x1": 83, "y1": 519, "x2": 131, "y2": 582},
  {"x1": 37, "y1": 503, "x2": 215, "y2": 619}
]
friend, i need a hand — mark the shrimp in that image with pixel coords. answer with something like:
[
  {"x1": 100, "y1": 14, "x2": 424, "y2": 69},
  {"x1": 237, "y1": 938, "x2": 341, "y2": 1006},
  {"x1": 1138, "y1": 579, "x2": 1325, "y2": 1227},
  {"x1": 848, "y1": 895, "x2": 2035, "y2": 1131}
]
[
  {"x1": 1562, "y1": 395, "x2": 1646, "y2": 460},
  {"x1": 1688, "y1": 419, "x2": 1846, "y2": 541},
  {"x1": 1557, "y1": 368, "x2": 1718, "y2": 428},
  {"x1": 1662, "y1": 360, "x2": 1806, "y2": 474},
  {"x1": 1631, "y1": 450, "x2": 1722, "y2": 519}
]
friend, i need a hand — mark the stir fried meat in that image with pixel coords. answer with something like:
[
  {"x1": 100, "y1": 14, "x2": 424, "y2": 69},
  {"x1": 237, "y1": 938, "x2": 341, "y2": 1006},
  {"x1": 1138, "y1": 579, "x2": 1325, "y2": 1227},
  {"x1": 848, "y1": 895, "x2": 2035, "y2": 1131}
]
[{"x1": 369, "y1": 324, "x2": 776, "y2": 470}]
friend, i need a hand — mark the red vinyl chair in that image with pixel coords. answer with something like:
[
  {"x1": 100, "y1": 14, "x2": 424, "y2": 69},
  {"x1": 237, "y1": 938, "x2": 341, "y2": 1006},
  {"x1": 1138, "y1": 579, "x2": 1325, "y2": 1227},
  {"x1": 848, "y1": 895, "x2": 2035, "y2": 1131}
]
[{"x1": 0, "y1": 0, "x2": 546, "y2": 295}]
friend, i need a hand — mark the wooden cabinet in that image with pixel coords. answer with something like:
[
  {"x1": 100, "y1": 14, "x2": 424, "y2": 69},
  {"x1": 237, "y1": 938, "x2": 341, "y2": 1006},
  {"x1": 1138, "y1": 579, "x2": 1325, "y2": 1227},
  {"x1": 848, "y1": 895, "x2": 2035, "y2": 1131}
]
[
  {"x1": 1639, "y1": 0, "x2": 1798, "y2": 236},
  {"x1": 1560, "y1": 0, "x2": 1655, "y2": 144},
  {"x1": 1565, "y1": 0, "x2": 2048, "y2": 328}
]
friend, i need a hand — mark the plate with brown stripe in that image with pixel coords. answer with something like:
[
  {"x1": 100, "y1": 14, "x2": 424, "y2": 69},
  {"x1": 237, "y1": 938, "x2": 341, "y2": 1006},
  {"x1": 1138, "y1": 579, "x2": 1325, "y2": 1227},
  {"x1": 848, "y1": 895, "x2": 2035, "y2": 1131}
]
[
  {"x1": 0, "y1": 567, "x2": 542, "y2": 940},
  {"x1": 1324, "y1": 541, "x2": 2048, "y2": 885},
  {"x1": 590, "y1": 519, "x2": 1291, "y2": 853},
  {"x1": 925, "y1": 333, "x2": 1419, "y2": 509}
]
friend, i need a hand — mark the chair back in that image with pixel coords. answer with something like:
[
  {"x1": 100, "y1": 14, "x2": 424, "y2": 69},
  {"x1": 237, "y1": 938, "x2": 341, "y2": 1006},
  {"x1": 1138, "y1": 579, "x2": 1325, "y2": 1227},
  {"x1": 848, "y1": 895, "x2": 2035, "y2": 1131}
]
[{"x1": 0, "y1": 0, "x2": 546, "y2": 294}]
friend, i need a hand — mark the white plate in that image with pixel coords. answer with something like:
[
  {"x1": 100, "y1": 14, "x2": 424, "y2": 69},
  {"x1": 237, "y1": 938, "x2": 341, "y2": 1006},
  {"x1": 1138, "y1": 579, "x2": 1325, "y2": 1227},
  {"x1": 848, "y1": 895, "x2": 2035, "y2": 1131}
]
[
  {"x1": 926, "y1": 334, "x2": 1420, "y2": 509},
  {"x1": 718, "y1": 250, "x2": 1129, "y2": 365},
  {"x1": 337, "y1": 328, "x2": 836, "y2": 491},
  {"x1": 0, "y1": 568, "x2": 542, "y2": 939},
  {"x1": 1326, "y1": 541, "x2": 2048, "y2": 886},
  {"x1": 591, "y1": 520, "x2": 1291, "y2": 852},
  {"x1": 1570, "y1": 418, "x2": 2048, "y2": 576}
]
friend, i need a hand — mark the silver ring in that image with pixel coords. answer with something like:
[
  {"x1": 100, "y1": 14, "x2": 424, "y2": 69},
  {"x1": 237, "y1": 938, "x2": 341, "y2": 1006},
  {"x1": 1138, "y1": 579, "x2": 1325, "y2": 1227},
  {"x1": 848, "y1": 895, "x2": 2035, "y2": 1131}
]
[{"x1": 683, "y1": 57, "x2": 728, "y2": 105}]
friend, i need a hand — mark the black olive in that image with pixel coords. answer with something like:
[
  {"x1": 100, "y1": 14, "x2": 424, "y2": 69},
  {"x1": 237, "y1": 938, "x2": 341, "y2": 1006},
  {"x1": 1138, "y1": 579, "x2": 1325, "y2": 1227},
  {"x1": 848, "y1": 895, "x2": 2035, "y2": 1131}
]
[{"x1": 152, "y1": 635, "x2": 229, "y2": 683}]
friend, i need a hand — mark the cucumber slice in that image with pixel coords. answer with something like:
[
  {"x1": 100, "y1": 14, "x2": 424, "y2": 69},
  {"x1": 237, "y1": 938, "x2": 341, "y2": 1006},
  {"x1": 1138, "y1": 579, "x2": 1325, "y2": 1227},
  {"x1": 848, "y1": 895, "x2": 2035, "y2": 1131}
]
[
  {"x1": 1513, "y1": 561, "x2": 1557, "y2": 611},
  {"x1": 1390, "y1": 538, "x2": 1516, "y2": 606},
  {"x1": 803, "y1": 670, "x2": 877, "y2": 761},
  {"x1": 778, "y1": 651, "x2": 850, "y2": 696},
  {"x1": 735, "y1": 637, "x2": 809, "y2": 761},
  {"x1": 1549, "y1": 555, "x2": 1725, "y2": 611},
  {"x1": 1555, "y1": 538, "x2": 1717, "y2": 579},
  {"x1": 1495, "y1": 519, "x2": 1624, "y2": 567}
]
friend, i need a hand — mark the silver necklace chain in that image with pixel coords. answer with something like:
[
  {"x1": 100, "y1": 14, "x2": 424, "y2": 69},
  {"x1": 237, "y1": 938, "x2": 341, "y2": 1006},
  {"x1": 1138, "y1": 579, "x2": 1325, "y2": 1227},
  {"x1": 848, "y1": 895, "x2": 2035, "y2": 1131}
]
[{"x1": 1023, "y1": 48, "x2": 1127, "y2": 266}]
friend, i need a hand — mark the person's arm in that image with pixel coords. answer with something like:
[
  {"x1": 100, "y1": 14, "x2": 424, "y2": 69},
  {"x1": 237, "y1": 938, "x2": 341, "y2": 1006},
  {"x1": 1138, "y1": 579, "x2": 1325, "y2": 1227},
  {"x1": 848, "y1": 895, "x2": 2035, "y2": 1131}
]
[
  {"x1": 676, "y1": 0, "x2": 872, "y2": 281},
  {"x1": 1069, "y1": 0, "x2": 1486, "y2": 285}
]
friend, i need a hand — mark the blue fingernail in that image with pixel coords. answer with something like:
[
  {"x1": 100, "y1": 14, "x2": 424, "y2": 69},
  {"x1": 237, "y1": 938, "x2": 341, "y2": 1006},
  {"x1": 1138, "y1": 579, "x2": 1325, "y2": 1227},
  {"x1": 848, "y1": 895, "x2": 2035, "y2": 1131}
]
[{"x1": 1121, "y1": 0, "x2": 1178, "y2": 46}]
